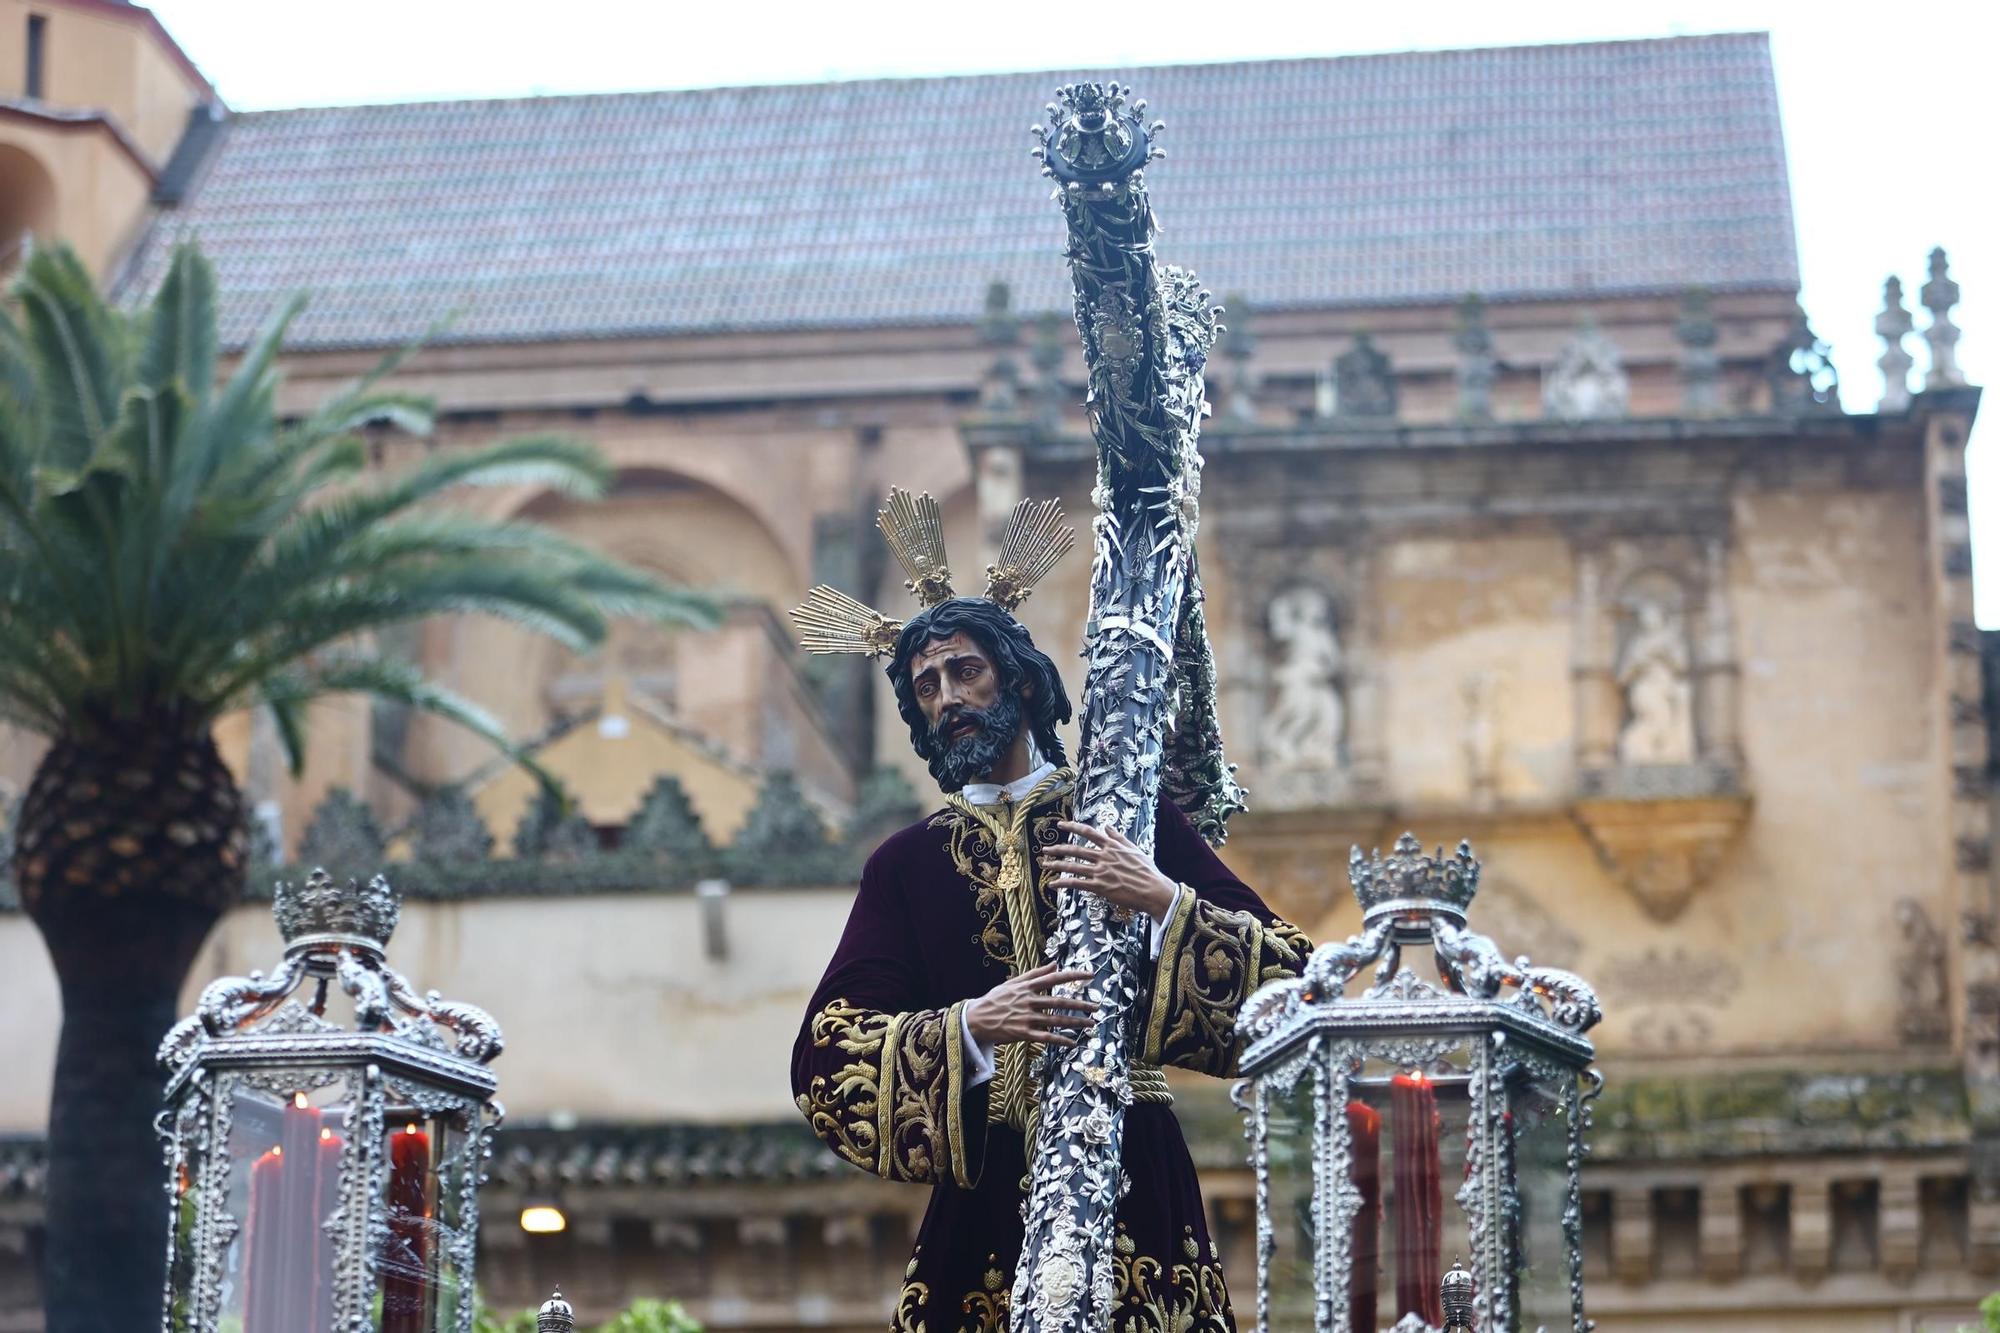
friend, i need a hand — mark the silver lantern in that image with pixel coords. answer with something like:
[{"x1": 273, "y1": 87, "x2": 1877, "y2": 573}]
[
  {"x1": 1236, "y1": 835, "x2": 1602, "y2": 1333},
  {"x1": 158, "y1": 867, "x2": 504, "y2": 1333}
]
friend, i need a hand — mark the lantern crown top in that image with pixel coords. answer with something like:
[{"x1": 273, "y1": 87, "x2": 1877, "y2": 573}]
[
  {"x1": 274, "y1": 866, "x2": 400, "y2": 953},
  {"x1": 538, "y1": 1290, "x2": 575, "y2": 1331},
  {"x1": 159, "y1": 863, "x2": 503, "y2": 1081},
  {"x1": 1350, "y1": 832, "x2": 1480, "y2": 928}
]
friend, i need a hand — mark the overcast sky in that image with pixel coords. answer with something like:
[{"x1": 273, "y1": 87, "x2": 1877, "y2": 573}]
[{"x1": 144, "y1": 0, "x2": 1998, "y2": 620}]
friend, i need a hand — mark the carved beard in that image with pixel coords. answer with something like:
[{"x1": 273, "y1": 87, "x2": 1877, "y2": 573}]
[{"x1": 921, "y1": 691, "x2": 1025, "y2": 793}]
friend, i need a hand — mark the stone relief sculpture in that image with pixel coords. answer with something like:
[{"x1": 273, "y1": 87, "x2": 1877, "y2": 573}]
[
  {"x1": 1896, "y1": 898, "x2": 1951, "y2": 1042},
  {"x1": 1453, "y1": 294, "x2": 1498, "y2": 421},
  {"x1": 1616, "y1": 590, "x2": 1695, "y2": 765},
  {"x1": 1462, "y1": 671, "x2": 1500, "y2": 807},
  {"x1": 1543, "y1": 318, "x2": 1628, "y2": 421},
  {"x1": 1261, "y1": 585, "x2": 1344, "y2": 772},
  {"x1": 1333, "y1": 333, "x2": 1397, "y2": 419}
]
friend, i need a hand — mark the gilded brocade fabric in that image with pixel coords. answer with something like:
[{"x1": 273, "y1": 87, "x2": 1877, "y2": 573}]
[{"x1": 790, "y1": 768, "x2": 1310, "y2": 1332}]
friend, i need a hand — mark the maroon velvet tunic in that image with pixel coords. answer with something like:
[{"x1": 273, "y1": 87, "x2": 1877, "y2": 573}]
[{"x1": 790, "y1": 767, "x2": 1312, "y2": 1333}]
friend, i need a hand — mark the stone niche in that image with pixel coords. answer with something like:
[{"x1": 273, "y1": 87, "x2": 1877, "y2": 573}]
[{"x1": 1568, "y1": 534, "x2": 1751, "y2": 920}]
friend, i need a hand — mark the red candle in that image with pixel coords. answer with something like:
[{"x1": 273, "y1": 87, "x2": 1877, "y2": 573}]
[
  {"x1": 380, "y1": 1122, "x2": 434, "y2": 1333},
  {"x1": 1391, "y1": 1074, "x2": 1443, "y2": 1326},
  {"x1": 275, "y1": 1094, "x2": 322, "y2": 1324},
  {"x1": 1347, "y1": 1100, "x2": 1382, "y2": 1332},
  {"x1": 242, "y1": 1147, "x2": 283, "y2": 1333}
]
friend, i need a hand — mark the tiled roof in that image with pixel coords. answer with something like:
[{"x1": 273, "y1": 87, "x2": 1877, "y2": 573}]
[
  {"x1": 118, "y1": 33, "x2": 1798, "y2": 350},
  {"x1": 487, "y1": 1122, "x2": 842, "y2": 1192}
]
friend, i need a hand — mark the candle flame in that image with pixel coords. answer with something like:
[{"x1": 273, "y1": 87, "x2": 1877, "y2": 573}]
[
  {"x1": 271, "y1": 1147, "x2": 282, "y2": 1159},
  {"x1": 404, "y1": 1123, "x2": 420, "y2": 1135},
  {"x1": 320, "y1": 1128, "x2": 333, "y2": 1141},
  {"x1": 293, "y1": 1092, "x2": 309, "y2": 1109}
]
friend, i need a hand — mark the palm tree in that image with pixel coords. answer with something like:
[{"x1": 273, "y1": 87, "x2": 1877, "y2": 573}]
[{"x1": 0, "y1": 242, "x2": 714, "y2": 1330}]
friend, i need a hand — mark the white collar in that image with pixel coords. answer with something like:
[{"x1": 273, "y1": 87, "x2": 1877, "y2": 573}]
[{"x1": 959, "y1": 759, "x2": 1059, "y2": 807}]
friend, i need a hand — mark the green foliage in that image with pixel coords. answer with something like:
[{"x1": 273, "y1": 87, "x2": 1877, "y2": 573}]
[
  {"x1": 209, "y1": 761, "x2": 933, "y2": 905},
  {"x1": 1960, "y1": 1291, "x2": 2000, "y2": 1333},
  {"x1": 725, "y1": 769, "x2": 843, "y2": 886},
  {"x1": 625, "y1": 774, "x2": 716, "y2": 879},
  {"x1": 475, "y1": 1295, "x2": 702, "y2": 1333},
  {"x1": 513, "y1": 785, "x2": 600, "y2": 861},
  {"x1": 471, "y1": 1295, "x2": 539, "y2": 1333},
  {"x1": 846, "y1": 765, "x2": 923, "y2": 846},
  {"x1": 409, "y1": 785, "x2": 494, "y2": 864},
  {"x1": 594, "y1": 1297, "x2": 703, "y2": 1333},
  {"x1": 296, "y1": 785, "x2": 386, "y2": 872},
  {"x1": 0, "y1": 240, "x2": 715, "y2": 769}
]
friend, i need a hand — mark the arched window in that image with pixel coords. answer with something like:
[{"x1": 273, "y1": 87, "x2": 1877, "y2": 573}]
[{"x1": 0, "y1": 143, "x2": 56, "y2": 279}]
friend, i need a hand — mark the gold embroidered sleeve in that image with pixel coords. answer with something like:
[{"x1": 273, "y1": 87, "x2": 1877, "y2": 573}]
[
  {"x1": 795, "y1": 997, "x2": 985, "y2": 1187},
  {"x1": 1136, "y1": 887, "x2": 1315, "y2": 1077}
]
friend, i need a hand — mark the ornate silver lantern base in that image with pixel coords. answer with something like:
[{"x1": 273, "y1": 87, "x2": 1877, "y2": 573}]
[
  {"x1": 158, "y1": 868, "x2": 504, "y2": 1333},
  {"x1": 1237, "y1": 835, "x2": 1602, "y2": 1333}
]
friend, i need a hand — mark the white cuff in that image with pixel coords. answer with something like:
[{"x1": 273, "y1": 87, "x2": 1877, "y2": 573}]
[
  {"x1": 960, "y1": 1002, "x2": 996, "y2": 1088},
  {"x1": 1149, "y1": 887, "x2": 1183, "y2": 959}
]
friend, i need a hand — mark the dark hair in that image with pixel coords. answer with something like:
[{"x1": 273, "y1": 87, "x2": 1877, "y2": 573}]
[{"x1": 888, "y1": 598, "x2": 1071, "y2": 766}]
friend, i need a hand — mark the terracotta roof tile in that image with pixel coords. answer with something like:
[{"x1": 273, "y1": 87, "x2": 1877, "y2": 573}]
[{"x1": 119, "y1": 33, "x2": 1799, "y2": 350}]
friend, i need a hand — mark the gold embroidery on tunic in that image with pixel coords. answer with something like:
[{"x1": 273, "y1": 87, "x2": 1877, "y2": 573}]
[
  {"x1": 906, "y1": 1224, "x2": 1232, "y2": 1333},
  {"x1": 1146, "y1": 898, "x2": 1316, "y2": 1077},
  {"x1": 895, "y1": 1252, "x2": 932, "y2": 1333},
  {"x1": 940, "y1": 769, "x2": 1076, "y2": 1134},
  {"x1": 799, "y1": 998, "x2": 892, "y2": 1171},
  {"x1": 802, "y1": 998, "x2": 968, "y2": 1184}
]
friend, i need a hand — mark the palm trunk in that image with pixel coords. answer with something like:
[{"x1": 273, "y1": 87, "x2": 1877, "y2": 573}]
[
  {"x1": 14, "y1": 725, "x2": 245, "y2": 1331},
  {"x1": 42, "y1": 955, "x2": 191, "y2": 1332}
]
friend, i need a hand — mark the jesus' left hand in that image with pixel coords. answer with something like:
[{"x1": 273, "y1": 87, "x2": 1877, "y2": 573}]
[{"x1": 1043, "y1": 820, "x2": 1179, "y2": 925}]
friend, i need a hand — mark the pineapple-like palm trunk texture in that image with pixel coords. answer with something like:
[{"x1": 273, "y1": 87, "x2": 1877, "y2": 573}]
[{"x1": 15, "y1": 727, "x2": 246, "y2": 1332}]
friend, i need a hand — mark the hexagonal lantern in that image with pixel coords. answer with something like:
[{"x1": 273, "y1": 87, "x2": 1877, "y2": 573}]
[
  {"x1": 1236, "y1": 835, "x2": 1603, "y2": 1333},
  {"x1": 158, "y1": 868, "x2": 503, "y2": 1333}
]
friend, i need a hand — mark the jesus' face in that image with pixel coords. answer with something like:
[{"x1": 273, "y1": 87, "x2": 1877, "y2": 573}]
[{"x1": 906, "y1": 630, "x2": 1025, "y2": 790}]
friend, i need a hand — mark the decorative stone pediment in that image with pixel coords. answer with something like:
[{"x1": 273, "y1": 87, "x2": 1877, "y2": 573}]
[{"x1": 1573, "y1": 765, "x2": 1750, "y2": 920}]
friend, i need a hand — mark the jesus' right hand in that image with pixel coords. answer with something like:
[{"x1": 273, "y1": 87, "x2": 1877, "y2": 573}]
[{"x1": 965, "y1": 962, "x2": 1096, "y2": 1048}]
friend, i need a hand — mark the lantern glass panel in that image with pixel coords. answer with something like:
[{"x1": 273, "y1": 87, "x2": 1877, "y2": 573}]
[
  {"x1": 166, "y1": 1103, "x2": 202, "y2": 1333},
  {"x1": 379, "y1": 1108, "x2": 471, "y2": 1333},
  {"x1": 1263, "y1": 1069, "x2": 1320, "y2": 1330},
  {"x1": 218, "y1": 1077, "x2": 353, "y2": 1333},
  {"x1": 1510, "y1": 1073, "x2": 1575, "y2": 1332},
  {"x1": 1352, "y1": 1069, "x2": 1474, "y2": 1331}
]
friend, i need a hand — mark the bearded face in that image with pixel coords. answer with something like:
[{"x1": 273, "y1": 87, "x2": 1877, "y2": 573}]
[
  {"x1": 890, "y1": 602, "x2": 1072, "y2": 794},
  {"x1": 919, "y1": 688, "x2": 1025, "y2": 792}
]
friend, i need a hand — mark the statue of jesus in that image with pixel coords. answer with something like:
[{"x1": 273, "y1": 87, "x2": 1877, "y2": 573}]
[{"x1": 788, "y1": 497, "x2": 1311, "y2": 1332}]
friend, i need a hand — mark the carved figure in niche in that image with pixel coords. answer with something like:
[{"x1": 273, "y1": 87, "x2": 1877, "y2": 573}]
[
  {"x1": 1615, "y1": 589, "x2": 1695, "y2": 765},
  {"x1": 1896, "y1": 898, "x2": 1950, "y2": 1042},
  {"x1": 1333, "y1": 334, "x2": 1397, "y2": 419},
  {"x1": 1261, "y1": 585, "x2": 1344, "y2": 772},
  {"x1": 1543, "y1": 318, "x2": 1628, "y2": 422}
]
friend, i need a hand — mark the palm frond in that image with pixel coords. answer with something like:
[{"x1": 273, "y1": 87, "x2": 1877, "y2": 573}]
[
  {"x1": 256, "y1": 653, "x2": 558, "y2": 793},
  {"x1": 10, "y1": 246, "x2": 128, "y2": 474},
  {"x1": 137, "y1": 243, "x2": 218, "y2": 405},
  {"x1": 0, "y1": 240, "x2": 714, "y2": 812}
]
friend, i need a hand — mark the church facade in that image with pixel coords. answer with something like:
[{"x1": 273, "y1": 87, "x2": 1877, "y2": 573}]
[{"x1": 0, "y1": 5, "x2": 1991, "y2": 1329}]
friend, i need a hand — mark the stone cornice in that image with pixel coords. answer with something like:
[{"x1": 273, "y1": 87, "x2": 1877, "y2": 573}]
[
  {"x1": 971, "y1": 405, "x2": 1952, "y2": 462},
  {"x1": 0, "y1": 98, "x2": 158, "y2": 182}
]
